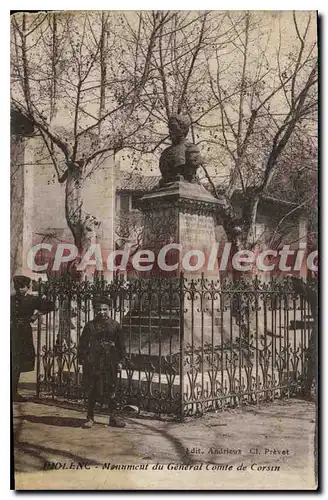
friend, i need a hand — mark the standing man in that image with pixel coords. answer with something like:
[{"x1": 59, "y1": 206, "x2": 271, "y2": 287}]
[
  {"x1": 11, "y1": 275, "x2": 55, "y2": 402},
  {"x1": 78, "y1": 297, "x2": 126, "y2": 428}
]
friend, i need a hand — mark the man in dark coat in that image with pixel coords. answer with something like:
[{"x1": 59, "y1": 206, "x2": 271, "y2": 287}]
[
  {"x1": 11, "y1": 275, "x2": 55, "y2": 402},
  {"x1": 77, "y1": 297, "x2": 126, "y2": 428}
]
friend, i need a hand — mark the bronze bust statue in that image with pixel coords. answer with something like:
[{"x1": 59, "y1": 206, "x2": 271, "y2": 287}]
[{"x1": 159, "y1": 114, "x2": 201, "y2": 185}]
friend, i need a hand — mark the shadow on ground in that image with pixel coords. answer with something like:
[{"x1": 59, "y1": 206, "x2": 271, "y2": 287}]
[{"x1": 15, "y1": 414, "x2": 86, "y2": 428}]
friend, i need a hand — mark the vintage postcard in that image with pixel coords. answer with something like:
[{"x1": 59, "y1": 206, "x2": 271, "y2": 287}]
[{"x1": 10, "y1": 10, "x2": 318, "y2": 490}]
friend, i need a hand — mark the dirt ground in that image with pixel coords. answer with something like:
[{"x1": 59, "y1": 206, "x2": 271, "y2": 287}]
[{"x1": 13, "y1": 377, "x2": 317, "y2": 491}]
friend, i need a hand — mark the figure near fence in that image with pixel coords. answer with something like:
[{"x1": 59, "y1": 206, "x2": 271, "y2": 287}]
[
  {"x1": 11, "y1": 275, "x2": 55, "y2": 402},
  {"x1": 77, "y1": 296, "x2": 126, "y2": 428},
  {"x1": 159, "y1": 114, "x2": 202, "y2": 185}
]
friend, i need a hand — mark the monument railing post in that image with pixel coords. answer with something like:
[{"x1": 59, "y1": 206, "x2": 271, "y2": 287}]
[
  {"x1": 36, "y1": 278, "x2": 42, "y2": 399},
  {"x1": 179, "y1": 271, "x2": 185, "y2": 421}
]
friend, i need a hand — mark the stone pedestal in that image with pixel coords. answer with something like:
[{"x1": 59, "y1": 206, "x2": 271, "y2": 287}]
[
  {"x1": 139, "y1": 180, "x2": 224, "y2": 253},
  {"x1": 122, "y1": 180, "x2": 239, "y2": 360}
]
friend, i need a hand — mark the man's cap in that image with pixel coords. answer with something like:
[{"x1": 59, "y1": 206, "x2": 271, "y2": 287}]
[
  {"x1": 13, "y1": 275, "x2": 32, "y2": 288},
  {"x1": 92, "y1": 296, "x2": 112, "y2": 308}
]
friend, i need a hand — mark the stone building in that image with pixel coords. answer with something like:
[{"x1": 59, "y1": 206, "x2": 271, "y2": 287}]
[{"x1": 11, "y1": 109, "x2": 116, "y2": 280}]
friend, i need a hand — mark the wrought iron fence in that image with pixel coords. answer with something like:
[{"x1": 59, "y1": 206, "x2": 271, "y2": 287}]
[{"x1": 35, "y1": 274, "x2": 315, "y2": 418}]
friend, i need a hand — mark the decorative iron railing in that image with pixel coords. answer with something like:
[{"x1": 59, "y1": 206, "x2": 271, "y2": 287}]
[{"x1": 35, "y1": 274, "x2": 315, "y2": 418}]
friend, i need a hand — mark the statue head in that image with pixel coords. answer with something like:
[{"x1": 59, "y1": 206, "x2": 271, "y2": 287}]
[{"x1": 168, "y1": 114, "x2": 190, "y2": 144}]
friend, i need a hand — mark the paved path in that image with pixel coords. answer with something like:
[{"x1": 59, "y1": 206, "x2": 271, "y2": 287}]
[{"x1": 13, "y1": 382, "x2": 317, "y2": 490}]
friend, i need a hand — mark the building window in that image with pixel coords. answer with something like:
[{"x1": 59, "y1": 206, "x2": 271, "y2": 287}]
[
  {"x1": 131, "y1": 193, "x2": 142, "y2": 210},
  {"x1": 120, "y1": 194, "x2": 131, "y2": 213}
]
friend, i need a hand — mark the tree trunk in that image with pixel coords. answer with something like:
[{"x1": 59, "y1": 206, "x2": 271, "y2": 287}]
[
  {"x1": 219, "y1": 192, "x2": 260, "y2": 340},
  {"x1": 65, "y1": 162, "x2": 100, "y2": 276},
  {"x1": 243, "y1": 195, "x2": 260, "y2": 248}
]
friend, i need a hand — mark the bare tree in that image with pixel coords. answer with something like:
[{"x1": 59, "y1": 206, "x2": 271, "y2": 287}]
[
  {"x1": 115, "y1": 211, "x2": 145, "y2": 257},
  {"x1": 134, "y1": 11, "x2": 317, "y2": 253},
  {"x1": 201, "y1": 12, "x2": 317, "y2": 249},
  {"x1": 129, "y1": 11, "x2": 248, "y2": 150},
  {"x1": 11, "y1": 11, "x2": 317, "y2": 262},
  {"x1": 11, "y1": 11, "x2": 173, "y2": 257}
]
